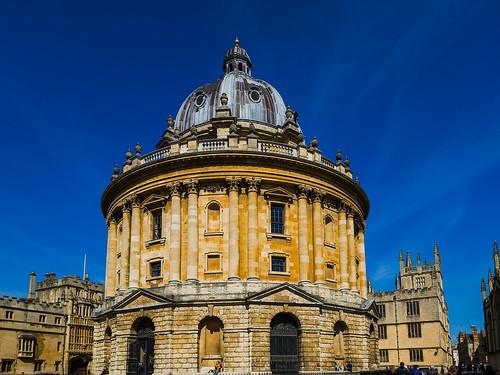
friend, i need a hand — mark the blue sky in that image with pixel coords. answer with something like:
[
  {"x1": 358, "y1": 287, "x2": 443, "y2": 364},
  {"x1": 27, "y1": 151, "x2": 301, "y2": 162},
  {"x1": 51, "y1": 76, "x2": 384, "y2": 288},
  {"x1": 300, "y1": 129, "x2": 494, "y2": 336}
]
[{"x1": 1, "y1": 1, "x2": 499, "y2": 341}]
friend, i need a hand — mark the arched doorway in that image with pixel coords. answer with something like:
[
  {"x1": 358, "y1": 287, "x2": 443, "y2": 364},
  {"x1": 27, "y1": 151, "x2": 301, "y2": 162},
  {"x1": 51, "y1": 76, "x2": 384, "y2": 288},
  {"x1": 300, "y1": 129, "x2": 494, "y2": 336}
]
[
  {"x1": 270, "y1": 313, "x2": 299, "y2": 374},
  {"x1": 69, "y1": 355, "x2": 91, "y2": 375},
  {"x1": 198, "y1": 316, "x2": 224, "y2": 371},
  {"x1": 127, "y1": 317, "x2": 154, "y2": 375}
]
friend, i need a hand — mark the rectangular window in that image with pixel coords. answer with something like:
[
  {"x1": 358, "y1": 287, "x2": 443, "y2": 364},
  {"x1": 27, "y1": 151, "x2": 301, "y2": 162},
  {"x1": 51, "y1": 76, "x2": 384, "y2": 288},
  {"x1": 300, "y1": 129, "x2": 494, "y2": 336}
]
[
  {"x1": 55, "y1": 317, "x2": 61, "y2": 325},
  {"x1": 271, "y1": 255, "x2": 287, "y2": 273},
  {"x1": 152, "y1": 210, "x2": 162, "y2": 240},
  {"x1": 149, "y1": 261, "x2": 162, "y2": 278},
  {"x1": 34, "y1": 360, "x2": 44, "y2": 372},
  {"x1": 407, "y1": 300, "x2": 420, "y2": 316},
  {"x1": 408, "y1": 323, "x2": 422, "y2": 338},
  {"x1": 206, "y1": 254, "x2": 221, "y2": 273},
  {"x1": 270, "y1": 203, "x2": 284, "y2": 234},
  {"x1": 416, "y1": 276, "x2": 425, "y2": 287},
  {"x1": 57, "y1": 342, "x2": 61, "y2": 352},
  {"x1": 409, "y1": 349, "x2": 423, "y2": 362},
  {"x1": 379, "y1": 349, "x2": 389, "y2": 363},
  {"x1": 377, "y1": 304, "x2": 386, "y2": 318},
  {"x1": 325, "y1": 263, "x2": 335, "y2": 281},
  {"x1": 18, "y1": 337, "x2": 36, "y2": 357},
  {"x1": 378, "y1": 325, "x2": 387, "y2": 339},
  {"x1": 39, "y1": 315, "x2": 46, "y2": 323},
  {"x1": 1, "y1": 360, "x2": 14, "y2": 373},
  {"x1": 5, "y1": 311, "x2": 13, "y2": 319}
]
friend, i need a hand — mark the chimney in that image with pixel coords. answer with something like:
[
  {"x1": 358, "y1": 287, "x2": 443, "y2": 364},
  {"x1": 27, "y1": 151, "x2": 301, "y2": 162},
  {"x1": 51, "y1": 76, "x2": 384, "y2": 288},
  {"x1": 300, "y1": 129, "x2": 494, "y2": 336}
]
[{"x1": 28, "y1": 272, "x2": 36, "y2": 301}]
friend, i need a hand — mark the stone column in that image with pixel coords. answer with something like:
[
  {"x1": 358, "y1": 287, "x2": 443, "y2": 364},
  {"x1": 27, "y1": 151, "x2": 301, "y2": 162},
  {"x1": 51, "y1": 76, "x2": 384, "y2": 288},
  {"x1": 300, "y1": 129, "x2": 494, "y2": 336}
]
[
  {"x1": 312, "y1": 189, "x2": 325, "y2": 284},
  {"x1": 120, "y1": 201, "x2": 131, "y2": 290},
  {"x1": 169, "y1": 182, "x2": 182, "y2": 284},
  {"x1": 247, "y1": 177, "x2": 260, "y2": 280},
  {"x1": 129, "y1": 197, "x2": 141, "y2": 288},
  {"x1": 104, "y1": 216, "x2": 117, "y2": 296},
  {"x1": 227, "y1": 177, "x2": 241, "y2": 281},
  {"x1": 338, "y1": 204, "x2": 349, "y2": 290},
  {"x1": 357, "y1": 226, "x2": 368, "y2": 298},
  {"x1": 347, "y1": 210, "x2": 358, "y2": 292},
  {"x1": 185, "y1": 180, "x2": 199, "y2": 282},
  {"x1": 297, "y1": 185, "x2": 310, "y2": 284}
]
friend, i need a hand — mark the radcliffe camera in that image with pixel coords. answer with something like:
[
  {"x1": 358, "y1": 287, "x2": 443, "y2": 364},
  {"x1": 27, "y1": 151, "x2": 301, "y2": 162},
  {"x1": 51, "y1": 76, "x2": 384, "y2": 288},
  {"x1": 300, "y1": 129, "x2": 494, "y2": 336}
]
[{"x1": 0, "y1": 2, "x2": 498, "y2": 375}]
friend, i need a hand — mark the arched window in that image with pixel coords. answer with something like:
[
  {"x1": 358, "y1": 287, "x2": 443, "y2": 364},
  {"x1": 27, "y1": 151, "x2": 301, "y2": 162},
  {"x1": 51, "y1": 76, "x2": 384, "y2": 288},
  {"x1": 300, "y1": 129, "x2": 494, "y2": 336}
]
[
  {"x1": 324, "y1": 215, "x2": 334, "y2": 245},
  {"x1": 270, "y1": 313, "x2": 300, "y2": 374},
  {"x1": 128, "y1": 317, "x2": 154, "y2": 375},
  {"x1": 199, "y1": 317, "x2": 224, "y2": 371},
  {"x1": 206, "y1": 202, "x2": 222, "y2": 233},
  {"x1": 333, "y1": 320, "x2": 348, "y2": 362}
]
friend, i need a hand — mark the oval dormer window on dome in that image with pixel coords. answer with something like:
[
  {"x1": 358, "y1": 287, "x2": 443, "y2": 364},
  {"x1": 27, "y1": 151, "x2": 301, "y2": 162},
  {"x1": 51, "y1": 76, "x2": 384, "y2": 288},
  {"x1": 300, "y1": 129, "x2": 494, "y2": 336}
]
[
  {"x1": 249, "y1": 88, "x2": 261, "y2": 103},
  {"x1": 194, "y1": 92, "x2": 207, "y2": 108}
]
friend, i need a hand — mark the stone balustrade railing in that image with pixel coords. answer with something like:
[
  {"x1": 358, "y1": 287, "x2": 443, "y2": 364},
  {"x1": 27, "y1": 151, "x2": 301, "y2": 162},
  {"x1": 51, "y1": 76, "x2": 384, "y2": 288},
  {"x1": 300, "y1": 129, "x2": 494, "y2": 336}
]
[{"x1": 123, "y1": 139, "x2": 352, "y2": 179}]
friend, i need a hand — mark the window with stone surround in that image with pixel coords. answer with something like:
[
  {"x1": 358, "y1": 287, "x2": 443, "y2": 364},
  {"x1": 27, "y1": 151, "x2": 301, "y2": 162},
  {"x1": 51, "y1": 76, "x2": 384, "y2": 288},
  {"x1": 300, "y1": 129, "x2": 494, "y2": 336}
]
[
  {"x1": 324, "y1": 215, "x2": 335, "y2": 245},
  {"x1": 147, "y1": 259, "x2": 163, "y2": 279},
  {"x1": 416, "y1": 276, "x2": 425, "y2": 288},
  {"x1": 271, "y1": 203, "x2": 285, "y2": 234},
  {"x1": 409, "y1": 348, "x2": 423, "y2": 362},
  {"x1": 55, "y1": 317, "x2": 61, "y2": 325},
  {"x1": 38, "y1": 315, "x2": 46, "y2": 323},
  {"x1": 18, "y1": 335, "x2": 36, "y2": 357},
  {"x1": 407, "y1": 300, "x2": 420, "y2": 316},
  {"x1": 379, "y1": 349, "x2": 389, "y2": 362},
  {"x1": 264, "y1": 188, "x2": 293, "y2": 240},
  {"x1": 152, "y1": 210, "x2": 162, "y2": 240},
  {"x1": 408, "y1": 322, "x2": 422, "y2": 338},
  {"x1": 1, "y1": 360, "x2": 14, "y2": 373},
  {"x1": 377, "y1": 304, "x2": 386, "y2": 318},
  {"x1": 325, "y1": 262, "x2": 336, "y2": 281},
  {"x1": 269, "y1": 253, "x2": 289, "y2": 275},
  {"x1": 205, "y1": 253, "x2": 222, "y2": 273},
  {"x1": 378, "y1": 325, "x2": 387, "y2": 339},
  {"x1": 205, "y1": 201, "x2": 223, "y2": 235}
]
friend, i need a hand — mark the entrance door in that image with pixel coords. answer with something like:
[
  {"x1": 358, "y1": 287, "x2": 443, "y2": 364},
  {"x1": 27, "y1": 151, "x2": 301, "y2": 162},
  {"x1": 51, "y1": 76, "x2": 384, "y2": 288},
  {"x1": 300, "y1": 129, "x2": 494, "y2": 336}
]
[
  {"x1": 127, "y1": 325, "x2": 154, "y2": 375},
  {"x1": 270, "y1": 314, "x2": 299, "y2": 374}
]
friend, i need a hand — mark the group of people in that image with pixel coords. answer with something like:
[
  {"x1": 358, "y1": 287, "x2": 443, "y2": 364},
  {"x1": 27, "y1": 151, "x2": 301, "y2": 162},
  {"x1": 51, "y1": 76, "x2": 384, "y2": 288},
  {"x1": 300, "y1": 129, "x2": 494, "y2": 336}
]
[
  {"x1": 387, "y1": 362, "x2": 497, "y2": 375},
  {"x1": 449, "y1": 363, "x2": 495, "y2": 375}
]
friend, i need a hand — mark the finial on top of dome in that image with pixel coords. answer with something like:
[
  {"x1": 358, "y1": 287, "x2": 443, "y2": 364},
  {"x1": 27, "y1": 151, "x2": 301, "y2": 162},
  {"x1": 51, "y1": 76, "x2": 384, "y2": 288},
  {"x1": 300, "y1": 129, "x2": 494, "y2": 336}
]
[{"x1": 235, "y1": 36, "x2": 240, "y2": 47}]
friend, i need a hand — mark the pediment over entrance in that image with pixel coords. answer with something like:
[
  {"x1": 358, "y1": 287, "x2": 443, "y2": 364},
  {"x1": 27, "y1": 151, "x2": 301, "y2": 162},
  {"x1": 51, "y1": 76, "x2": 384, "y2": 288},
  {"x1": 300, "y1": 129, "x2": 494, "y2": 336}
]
[
  {"x1": 361, "y1": 299, "x2": 379, "y2": 317},
  {"x1": 113, "y1": 289, "x2": 173, "y2": 311},
  {"x1": 247, "y1": 283, "x2": 323, "y2": 305}
]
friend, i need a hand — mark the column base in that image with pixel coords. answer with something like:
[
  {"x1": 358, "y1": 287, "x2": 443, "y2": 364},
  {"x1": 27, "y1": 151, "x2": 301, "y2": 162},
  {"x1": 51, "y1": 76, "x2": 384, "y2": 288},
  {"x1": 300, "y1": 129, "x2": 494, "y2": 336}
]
[
  {"x1": 228, "y1": 276, "x2": 241, "y2": 281},
  {"x1": 298, "y1": 280, "x2": 313, "y2": 286},
  {"x1": 247, "y1": 276, "x2": 260, "y2": 282},
  {"x1": 168, "y1": 280, "x2": 181, "y2": 285},
  {"x1": 314, "y1": 282, "x2": 326, "y2": 286},
  {"x1": 186, "y1": 278, "x2": 199, "y2": 284}
]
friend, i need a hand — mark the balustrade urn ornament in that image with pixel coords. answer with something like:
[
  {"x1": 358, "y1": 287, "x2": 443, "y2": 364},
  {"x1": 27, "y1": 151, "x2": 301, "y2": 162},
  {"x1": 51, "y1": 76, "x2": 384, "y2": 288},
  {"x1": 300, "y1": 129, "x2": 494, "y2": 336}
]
[
  {"x1": 135, "y1": 143, "x2": 142, "y2": 156},
  {"x1": 125, "y1": 148, "x2": 133, "y2": 160},
  {"x1": 309, "y1": 136, "x2": 319, "y2": 149},
  {"x1": 336, "y1": 149, "x2": 343, "y2": 162},
  {"x1": 111, "y1": 164, "x2": 120, "y2": 180},
  {"x1": 229, "y1": 123, "x2": 237, "y2": 134},
  {"x1": 167, "y1": 114, "x2": 175, "y2": 130},
  {"x1": 248, "y1": 122, "x2": 256, "y2": 135},
  {"x1": 285, "y1": 105, "x2": 294, "y2": 120},
  {"x1": 297, "y1": 132, "x2": 305, "y2": 145}
]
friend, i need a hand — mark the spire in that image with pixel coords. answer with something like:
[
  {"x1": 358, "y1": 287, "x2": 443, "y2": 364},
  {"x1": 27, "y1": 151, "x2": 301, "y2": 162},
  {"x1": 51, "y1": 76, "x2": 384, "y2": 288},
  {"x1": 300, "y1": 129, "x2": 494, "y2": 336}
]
[
  {"x1": 488, "y1": 268, "x2": 494, "y2": 292},
  {"x1": 395, "y1": 274, "x2": 401, "y2": 290},
  {"x1": 434, "y1": 243, "x2": 441, "y2": 271},
  {"x1": 367, "y1": 279, "x2": 373, "y2": 294},
  {"x1": 405, "y1": 250, "x2": 413, "y2": 268},
  {"x1": 481, "y1": 278, "x2": 487, "y2": 301},
  {"x1": 494, "y1": 241, "x2": 500, "y2": 274},
  {"x1": 399, "y1": 249, "x2": 405, "y2": 273}
]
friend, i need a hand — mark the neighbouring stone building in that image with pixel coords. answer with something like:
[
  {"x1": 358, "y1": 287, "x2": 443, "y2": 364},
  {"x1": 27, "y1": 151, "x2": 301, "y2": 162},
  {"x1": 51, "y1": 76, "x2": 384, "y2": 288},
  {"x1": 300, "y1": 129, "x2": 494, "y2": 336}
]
[
  {"x1": 369, "y1": 246, "x2": 453, "y2": 370},
  {"x1": 456, "y1": 326, "x2": 487, "y2": 367},
  {"x1": 482, "y1": 241, "x2": 500, "y2": 370},
  {"x1": 92, "y1": 39, "x2": 379, "y2": 375},
  {"x1": 0, "y1": 272, "x2": 103, "y2": 374}
]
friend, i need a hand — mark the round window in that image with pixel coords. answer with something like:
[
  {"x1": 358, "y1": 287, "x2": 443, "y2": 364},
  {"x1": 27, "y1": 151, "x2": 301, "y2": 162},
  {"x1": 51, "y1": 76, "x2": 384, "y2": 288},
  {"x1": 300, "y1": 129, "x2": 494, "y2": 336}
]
[
  {"x1": 194, "y1": 93, "x2": 207, "y2": 107},
  {"x1": 249, "y1": 89, "x2": 261, "y2": 103}
]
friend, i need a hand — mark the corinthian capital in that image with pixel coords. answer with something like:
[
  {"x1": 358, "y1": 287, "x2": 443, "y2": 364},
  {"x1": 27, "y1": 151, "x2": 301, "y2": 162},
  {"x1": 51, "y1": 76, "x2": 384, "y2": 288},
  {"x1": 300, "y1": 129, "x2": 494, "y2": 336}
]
[
  {"x1": 311, "y1": 188, "x2": 325, "y2": 203},
  {"x1": 120, "y1": 199, "x2": 131, "y2": 213},
  {"x1": 226, "y1": 177, "x2": 241, "y2": 192},
  {"x1": 183, "y1": 179, "x2": 199, "y2": 195},
  {"x1": 130, "y1": 194, "x2": 141, "y2": 208},
  {"x1": 167, "y1": 181, "x2": 182, "y2": 197},
  {"x1": 106, "y1": 213, "x2": 116, "y2": 226},
  {"x1": 297, "y1": 184, "x2": 311, "y2": 199},
  {"x1": 246, "y1": 177, "x2": 261, "y2": 193}
]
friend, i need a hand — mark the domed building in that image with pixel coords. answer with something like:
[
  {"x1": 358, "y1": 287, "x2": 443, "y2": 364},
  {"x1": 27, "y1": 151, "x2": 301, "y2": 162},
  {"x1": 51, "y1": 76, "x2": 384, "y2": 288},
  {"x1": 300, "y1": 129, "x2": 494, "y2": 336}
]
[{"x1": 92, "y1": 39, "x2": 379, "y2": 375}]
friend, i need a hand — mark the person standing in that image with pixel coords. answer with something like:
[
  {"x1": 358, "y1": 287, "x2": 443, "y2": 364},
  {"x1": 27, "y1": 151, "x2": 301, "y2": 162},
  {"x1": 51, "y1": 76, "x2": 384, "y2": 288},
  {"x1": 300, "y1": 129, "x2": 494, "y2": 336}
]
[{"x1": 396, "y1": 362, "x2": 410, "y2": 375}]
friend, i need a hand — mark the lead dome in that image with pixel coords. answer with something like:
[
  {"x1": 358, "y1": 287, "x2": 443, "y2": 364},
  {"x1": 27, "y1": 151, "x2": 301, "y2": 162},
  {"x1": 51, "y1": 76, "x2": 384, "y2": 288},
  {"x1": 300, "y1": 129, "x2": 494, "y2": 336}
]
[{"x1": 175, "y1": 38, "x2": 287, "y2": 131}]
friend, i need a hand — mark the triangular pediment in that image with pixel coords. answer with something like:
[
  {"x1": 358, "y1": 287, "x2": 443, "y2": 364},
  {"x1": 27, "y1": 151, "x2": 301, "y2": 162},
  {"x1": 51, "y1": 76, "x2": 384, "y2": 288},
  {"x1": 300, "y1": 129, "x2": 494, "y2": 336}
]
[
  {"x1": 361, "y1": 299, "x2": 379, "y2": 318},
  {"x1": 113, "y1": 289, "x2": 173, "y2": 311},
  {"x1": 247, "y1": 283, "x2": 323, "y2": 305},
  {"x1": 263, "y1": 187, "x2": 295, "y2": 202}
]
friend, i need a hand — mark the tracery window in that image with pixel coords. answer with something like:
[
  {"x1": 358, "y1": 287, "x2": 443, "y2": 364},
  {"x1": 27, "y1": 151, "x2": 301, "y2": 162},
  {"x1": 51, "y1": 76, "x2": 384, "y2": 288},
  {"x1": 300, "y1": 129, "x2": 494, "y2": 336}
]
[{"x1": 416, "y1": 276, "x2": 425, "y2": 288}]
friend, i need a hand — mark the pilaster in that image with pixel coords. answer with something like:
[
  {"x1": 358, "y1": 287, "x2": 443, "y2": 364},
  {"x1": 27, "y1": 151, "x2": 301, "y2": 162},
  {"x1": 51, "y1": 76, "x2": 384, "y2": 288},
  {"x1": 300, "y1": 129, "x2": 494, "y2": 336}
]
[
  {"x1": 184, "y1": 179, "x2": 199, "y2": 282},
  {"x1": 246, "y1": 177, "x2": 261, "y2": 280},
  {"x1": 227, "y1": 177, "x2": 241, "y2": 281},
  {"x1": 168, "y1": 182, "x2": 182, "y2": 284}
]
